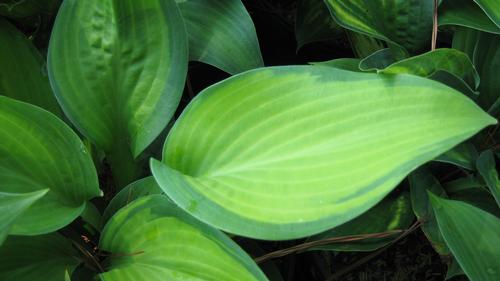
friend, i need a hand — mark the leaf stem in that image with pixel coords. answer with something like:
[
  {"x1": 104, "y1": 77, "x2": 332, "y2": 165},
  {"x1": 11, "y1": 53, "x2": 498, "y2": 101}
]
[{"x1": 432, "y1": 0, "x2": 438, "y2": 50}]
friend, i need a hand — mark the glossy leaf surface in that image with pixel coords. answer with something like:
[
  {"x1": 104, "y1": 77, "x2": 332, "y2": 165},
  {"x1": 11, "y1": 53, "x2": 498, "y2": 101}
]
[
  {"x1": 0, "y1": 18, "x2": 62, "y2": 117},
  {"x1": 0, "y1": 233, "x2": 80, "y2": 281},
  {"x1": 177, "y1": 0, "x2": 263, "y2": 74},
  {"x1": 0, "y1": 97, "x2": 101, "y2": 235},
  {"x1": 99, "y1": 195, "x2": 267, "y2": 281},
  {"x1": 429, "y1": 194, "x2": 500, "y2": 281},
  {"x1": 48, "y1": 0, "x2": 188, "y2": 158},
  {"x1": 152, "y1": 66, "x2": 495, "y2": 240},
  {"x1": 310, "y1": 192, "x2": 414, "y2": 252},
  {"x1": 324, "y1": 0, "x2": 432, "y2": 53}
]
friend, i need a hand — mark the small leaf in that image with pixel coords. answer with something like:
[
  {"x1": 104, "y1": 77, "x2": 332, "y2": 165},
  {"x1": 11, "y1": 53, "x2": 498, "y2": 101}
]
[
  {"x1": 101, "y1": 177, "x2": 163, "y2": 224},
  {"x1": 429, "y1": 194, "x2": 500, "y2": 281},
  {"x1": 99, "y1": 195, "x2": 268, "y2": 281},
  {"x1": 152, "y1": 66, "x2": 495, "y2": 240},
  {"x1": 295, "y1": 0, "x2": 343, "y2": 49},
  {"x1": 476, "y1": 150, "x2": 500, "y2": 206},
  {"x1": 0, "y1": 190, "x2": 48, "y2": 244},
  {"x1": 310, "y1": 192, "x2": 414, "y2": 252},
  {"x1": 0, "y1": 18, "x2": 63, "y2": 117},
  {"x1": 439, "y1": 0, "x2": 500, "y2": 34},
  {"x1": 48, "y1": 0, "x2": 188, "y2": 162},
  {"x1": 409, "y1": 168, "x2": 450, "y2": 256},
  {"x1": 0, "y1": 233, "x2": 80, "y2": 281},
  {"x1": 81, "y1": 202, "x2": 102, "y2": 232},
  {"x1": 177, "y1": 0, "x2": 263, "y2": 74},
  {"x1": 380, "y1": 49, "x2": 480, "y2": 90},
  {"x1": 324, "y1": 0, "x2": 433, "y2": 54},
  {"x1": 0, "y1": 96, "x2": 101, "y2": 235},
  {"x1": 473, "y1": 32, "x2": 500, "y2": 113},
  {"x1": 435, "y1": 142, "x2": 478, "y2": 170},
  {"x1": 311, "y1": 58, "x2": 362, "y2": 72},
  {"x1": 359, "y1": 48, "x2": 399, "y2": 71}
]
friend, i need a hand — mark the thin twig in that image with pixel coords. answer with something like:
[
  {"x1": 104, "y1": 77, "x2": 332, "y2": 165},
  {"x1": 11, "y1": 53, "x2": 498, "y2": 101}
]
[
  {"x1": 254, "y1": 230, "x2": 403, "y2": 264},
  {"x1": 431, "y1": 0, "x2": 438, "y2": 50},
  {"x1": 72, "y1": 242, "x2": 105, "y2": 273},
  {"x1": 324, "y1": 220, "x2": 422, "y2": 281}
]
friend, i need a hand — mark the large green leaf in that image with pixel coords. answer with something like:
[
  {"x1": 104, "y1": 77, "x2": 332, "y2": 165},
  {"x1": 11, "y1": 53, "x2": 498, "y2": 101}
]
[
  {"x1": 99, "y1": 195, "x2": 267, "y2": 281},
  {"x1": 295, "y1": 0, "x2": 343, "y2": 49},
  {"x1": 176, "y1": 0, "x2": 263, "y2": 74},
  {"x1": 409, "y1": 169, "x2": 450, "y2": 255},
  {"x1": 0, "y1": 96, "x2": 101, "y2": 235},
  {"x1": 324, "y1": 0, "x2": 433, "y2": 54},
  {"x1": 439, "y1": 0, "x2": 500, "y2": 34},
  {"x1": 101, "y1": 176, "x2": 163, "y2": 224},
  {"x1": 0, "y1": 233, "x2": 80, "y2": 281},
  {"x1": 380, "y1": 48, "x2": 480, "y2": 90},
  {"x1": 310, "y1": 192, "x2": 414, "y2": 252},
  {"x1": 473, "y1": 0, "x2": 500, "y2": 28},
  {"x1": 151, "y1": 65, "x2": 495, "y2": 240},
  {"x1": 429, "y1": 194, "x2": 500, "y2": 281},
  {"x1": 0, "y1": 18, "x2": 62, "y2": 117},
  {"x1": 476, "y1": 150, "x2": 500, "y2": 206},
  {"x1": 47, "y1": 0, "x2": 188, "y2": 182},
  {"x1": 0, "y1": 190, "x2": 47, "y2": 244}
]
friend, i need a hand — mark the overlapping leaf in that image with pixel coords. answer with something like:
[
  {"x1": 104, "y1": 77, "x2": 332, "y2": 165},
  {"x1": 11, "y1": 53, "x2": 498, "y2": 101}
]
[
  {"x1": 429, "y1": 194, "x2": 500, "y2": 281},
  {"x1": 324, "y1": 0, "x2": 433, "y2": 54},
  {"x1": 0, "y1": 233, "x2": 80, "y2": 281},
  {"x1": 99, "y1": 195, "x2": 267, "y2": 281},
  {"x1": 473, "y1": 32, "x2": 500, "y2": 114},
  {"x1": 310, "y1": 192, "x2": 414, "y2": 252},
  {"x1": 0, "y1": 96, "x2": 101, "y2": 235},
  {"x1": 177, "y1": 0, "x2": 263, "y2": 74},
  {"x1": 102, "y1": 176, "x2": 162, "y2": 223},
  {"x1": 0, "y1": 190, "x2": 47, "y2": 244},
  {"x1": 152, "y1": 66, "x2": 495, "y2": 240},
  {"x1": 48, "y1": 0, "x2": 188, "y2": 182},
  {"x1": 0, "y1": 18, "x2": 62, "y2": 117},
  {"x1": 476, "y1": 150, "x2": 500, "y2": 206},
  {"x1": 473, "y1": 0, "x2": 500, "y2": 28},
  {"x1": 435, "y1": 142, "x2": 478, "y2": 170},
  {"x1": 295, "y1": 0, "x2": 343, "y2": 49},
  {"x1": 439, "y1": 0, "x2": 500, "y2": 34}
]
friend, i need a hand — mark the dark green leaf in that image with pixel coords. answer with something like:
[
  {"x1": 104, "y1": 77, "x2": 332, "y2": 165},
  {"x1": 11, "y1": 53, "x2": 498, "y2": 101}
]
[
  {"x1": 429, "y1": 194, "x2": 500, "y2": 281},
  {"x1": 101, "y1": 176, "x2": 162, "y2": 224},
  {"x1": 0, "y1": 96, "x2": 101, "y2": 235},
  {"x1": 324, "y1": 0, "x2": 433, "y2": 54},
  {"x1": 359, "y1": 48, "x2": 399, "y2": 71},
  {"x1": 294, "y1": 0, "x2": 343, "y2": 49},
  {"x1": 0, "y1": 190, "x2": 47, "y2": 244},
  {"x1": 476, "y1": 150, "x2": 500, "y2": 206},
  {"x1": 310, "y1": 192, "x2": 414, "y2": 252},
  {"x1": 435, "y1": 142, "x2": 479, "y2": 170},
  {"x1": 310, "y1": 58, "x2": 362, "y2": 72},
  {"x1": 0, "y1": 233, "x2": 80, "y2": 281},
  {"x1": 177, "y1": 0, "x2": 263, "y2": 74},
  {"x1": 409, "y1": 168, "x2": 450, "y2": 255},
  {"x1": 0, "y1": 18, "x2": 63, "y2": 117},
  {"x1": 439, "y1": 0, "x2": 500, "y2": 34}
]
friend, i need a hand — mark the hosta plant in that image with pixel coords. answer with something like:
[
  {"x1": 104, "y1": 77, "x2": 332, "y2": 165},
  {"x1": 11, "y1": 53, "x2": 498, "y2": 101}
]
[{"x1": 0, "y1": 0, "x2": 499, "y2": 280}]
